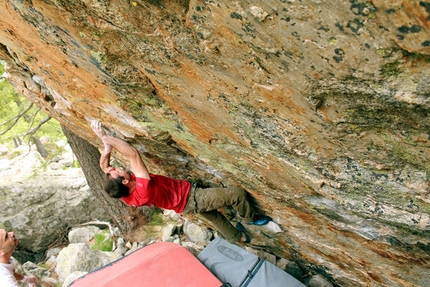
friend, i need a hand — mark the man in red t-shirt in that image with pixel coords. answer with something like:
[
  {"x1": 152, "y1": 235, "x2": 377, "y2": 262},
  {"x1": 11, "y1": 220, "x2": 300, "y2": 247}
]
[{"x1": 91, "y1": 120, "x2": 271, "y2": 243}]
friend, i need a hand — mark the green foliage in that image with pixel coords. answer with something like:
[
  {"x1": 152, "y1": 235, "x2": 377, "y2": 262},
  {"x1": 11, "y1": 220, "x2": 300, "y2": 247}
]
[
  {"x1": 71, "y1": 159, "x2": 81, "y2": 168},
  {"x1": 91, "y1": 232, "x2": 113, "y2": 251},
  {"x1": 0, "y1": 61, "x2": 66, "y2": 148},
  {"x1": 147, "y1": 212, "x2": 164, "y2": 226}
]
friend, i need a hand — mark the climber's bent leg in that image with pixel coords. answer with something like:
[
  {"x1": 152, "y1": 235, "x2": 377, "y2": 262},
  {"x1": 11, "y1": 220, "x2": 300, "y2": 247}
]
[{"x1": 194, "y1": 186, "x2": 255, "y2": 222}]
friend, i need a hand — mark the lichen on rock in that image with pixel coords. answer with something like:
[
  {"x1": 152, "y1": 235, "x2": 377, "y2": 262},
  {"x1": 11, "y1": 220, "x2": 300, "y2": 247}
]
[{"x1": 1, "y1": 0, "x2": 430, "y2": 285}]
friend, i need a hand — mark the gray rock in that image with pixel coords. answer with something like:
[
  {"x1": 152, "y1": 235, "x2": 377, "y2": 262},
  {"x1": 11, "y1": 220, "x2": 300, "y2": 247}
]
[
  {"x1": 163, "y1": 209, "x2": 180, "y2": 221},
  {"x1": 0, "y1": 147, "x2": 42, "y2": 179},
  {"x1": 124, "y1": 242, "x2": 141, "y2": 256},
  {"x1": 112, "y1": 237, "x2": 128, "y2": 257},
  {"x1": 58, "y1": 157, "x2": 73, "y2": 167},
  {"x1": 55, "y1": 243, "x2": 112, "y2": 282},
  {"x1": 183, "y1": 220, "x2": 213, "y2": 244},
  {"x1": 41, "y1": 276, "x2": 60, "y2": 287},
  {"x1": 22, "y1": 261, "x2": 48, "y2": 278},
  {"x1": 245, "y1": 247, "x2": 277, "y2": 265},
  {"x1": 308, "y1": 274, "x2": 333, "y2": 287},
  {"x1": 276, "y1": 258, "x2": 303, "y2": 281},
  {"x1": 161, "y1": 223, "x2": 177, "y2": 241},
  {"x1": 49, "y1": 162, "x2": 62, "y2": 170},
  {"x1": 0, "y1": 152, "x2": 110, "y2": 253},
  {"x1": 62, "y1": 271, "x2": 88, "y2": 287},
  {"x1": 68, "y1": 226, "x2": 100, "y2": 244},
  {"x1": 45, "y1": 247, "x2": 61, "y2": 259}
]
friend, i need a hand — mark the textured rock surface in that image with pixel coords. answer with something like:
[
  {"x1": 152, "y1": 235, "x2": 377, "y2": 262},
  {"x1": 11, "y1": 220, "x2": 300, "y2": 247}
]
[
  {"x1": 1, "y1": 0, "x2": 430, "y2": 286},
  {"x1": 55, "y1": 243, "x2": 113, "y2": 282},
  {"x1": 0, "y1": 148, "x2": 109, "y2": 258}
]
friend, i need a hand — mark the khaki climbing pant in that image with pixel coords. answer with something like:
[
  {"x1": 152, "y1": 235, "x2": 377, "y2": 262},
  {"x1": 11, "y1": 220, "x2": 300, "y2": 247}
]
[{"x1": 182, "y1": 184, "x2": 255, "y2": 243}]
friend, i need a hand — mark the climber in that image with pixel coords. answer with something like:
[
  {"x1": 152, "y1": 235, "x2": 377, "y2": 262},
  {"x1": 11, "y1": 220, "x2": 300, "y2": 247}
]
[
  {"x1": 0, "y1": 229, "x2": 39, "y2": 287},
  {"x1": 90, "y1": 120, "x2": 272, "y2": 243}
]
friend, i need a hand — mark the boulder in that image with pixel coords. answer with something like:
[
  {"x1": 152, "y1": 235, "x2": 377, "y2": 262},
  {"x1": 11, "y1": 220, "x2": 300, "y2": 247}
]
[
  {"x1": 0, "y1": 149, "x2": 110, "y2": 255},
  {"x1": 55, "y1": 243, "x2": 113, "y2": 282},
  {"x1": 276, "y1": 258, "x2": 303, "y2": 281},
  {"x1": 183, "y1": 220, "x2": 213, "y2": 244},
  {"x1": 2, "y1": 1, "x2": 430, "y2": 285},
  {"x1": 62, "y1": 271, "x2": 88, "y2": 287},
  {"x1": 161, "y1": 223, "x2": 177, "y2": 241},
  {"x1": 68, "y1": 226, "x2": 101, "y2": 244},
  {"x1": 308, "y1": 274, "x2": 334, "y2": 287}
]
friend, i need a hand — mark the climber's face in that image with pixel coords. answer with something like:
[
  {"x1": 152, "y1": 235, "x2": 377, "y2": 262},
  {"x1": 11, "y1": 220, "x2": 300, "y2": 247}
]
[
  {"x1": 0, "y1": 229, "x2": 18, "y2": 257},
  {"x1": 107, "y1": 167, "x2": 131, "y2": 180}
]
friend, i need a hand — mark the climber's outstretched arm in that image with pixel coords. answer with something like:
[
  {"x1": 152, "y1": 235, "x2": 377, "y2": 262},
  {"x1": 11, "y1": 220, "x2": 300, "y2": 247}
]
[{"x1": 91, "y1": 120, "x2": 150, "y2": 179}]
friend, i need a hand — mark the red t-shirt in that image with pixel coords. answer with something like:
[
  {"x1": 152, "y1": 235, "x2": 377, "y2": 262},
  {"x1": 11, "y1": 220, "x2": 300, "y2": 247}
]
[{"x1": 120, "y1": 174, "x2": 191, "y2": 213}]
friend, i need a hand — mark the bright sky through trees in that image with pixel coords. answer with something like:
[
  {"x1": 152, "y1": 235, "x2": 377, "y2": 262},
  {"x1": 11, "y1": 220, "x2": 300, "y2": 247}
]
[{"x1": 0, "y1": 61, "x2": 64, "y2": 148}]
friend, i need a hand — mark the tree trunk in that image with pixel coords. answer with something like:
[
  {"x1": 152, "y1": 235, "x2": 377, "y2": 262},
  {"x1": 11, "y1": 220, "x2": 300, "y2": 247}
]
[
  {"x1": 32, "y1": 136, "x2": 48, "y2": 158},
  {"x1": 13, "y1": 137, "x2": 21, "y2": 147},
  {"x1": 61, "y1": 125, "x2": 152, "y2": 242}
]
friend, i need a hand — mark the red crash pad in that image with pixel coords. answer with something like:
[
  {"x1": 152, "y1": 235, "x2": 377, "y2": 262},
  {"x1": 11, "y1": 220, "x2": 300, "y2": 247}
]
[{"x1": 69, "y1": 242, "x2": 222, "y2": 287}]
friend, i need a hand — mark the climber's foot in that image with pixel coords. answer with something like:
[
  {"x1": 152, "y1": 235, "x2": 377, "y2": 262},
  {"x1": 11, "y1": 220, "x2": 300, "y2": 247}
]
[
  {"x1": 236, "y1": 222, "x2": 251, "y2": 243},
  {"x1": 247, "y1": 215, "x2": 272, "y2": 226}
]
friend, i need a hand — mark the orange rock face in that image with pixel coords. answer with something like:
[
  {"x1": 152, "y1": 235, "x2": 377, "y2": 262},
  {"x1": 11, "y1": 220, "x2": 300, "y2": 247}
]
[{"x1": 1, "y1": 1, "x2": 429, "y2": 286}]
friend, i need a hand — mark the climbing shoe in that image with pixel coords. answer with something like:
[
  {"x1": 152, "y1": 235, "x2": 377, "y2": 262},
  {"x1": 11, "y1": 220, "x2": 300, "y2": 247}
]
[
  {"x1": 236, "y1": 222, "x2": 251, "y2": 243},
  {"x1": 247, "y1": 215, "x2": 272, "y2": 226}
]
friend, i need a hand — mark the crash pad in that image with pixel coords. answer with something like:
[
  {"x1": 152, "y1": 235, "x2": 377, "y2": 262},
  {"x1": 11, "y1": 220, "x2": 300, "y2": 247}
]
[
  {"x1": 198, "y1": 238, "x2": 306, "y2": 287},
  {"x1": 69, "y1": 242, "x2": 222, "y2": 287}
]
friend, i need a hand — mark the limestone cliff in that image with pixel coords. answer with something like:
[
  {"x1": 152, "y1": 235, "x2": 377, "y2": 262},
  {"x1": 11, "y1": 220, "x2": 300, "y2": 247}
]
[{"x1": 1, "y1": 0, "x2": 429, "y2": 286}]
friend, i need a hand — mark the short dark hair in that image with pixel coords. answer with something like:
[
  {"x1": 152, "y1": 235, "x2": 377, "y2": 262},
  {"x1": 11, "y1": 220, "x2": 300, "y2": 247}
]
[{"x1": 103, "y1": 175, "x2": 129, "y2": 198}]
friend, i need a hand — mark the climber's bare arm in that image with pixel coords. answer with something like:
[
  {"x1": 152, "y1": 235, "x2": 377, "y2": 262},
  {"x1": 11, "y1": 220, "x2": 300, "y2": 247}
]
[{"x1": 91, "y1": 120, "x2": 150, "y2": 179}]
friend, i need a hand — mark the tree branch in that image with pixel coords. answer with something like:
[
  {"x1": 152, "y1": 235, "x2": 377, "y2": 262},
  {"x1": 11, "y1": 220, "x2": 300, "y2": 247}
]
[
  {"x1": 23, "y1": 115, "x2": 52, "y2": 139},
  {"x1": 0, "y1": 102, "x2": 33, "y2": 135}
]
